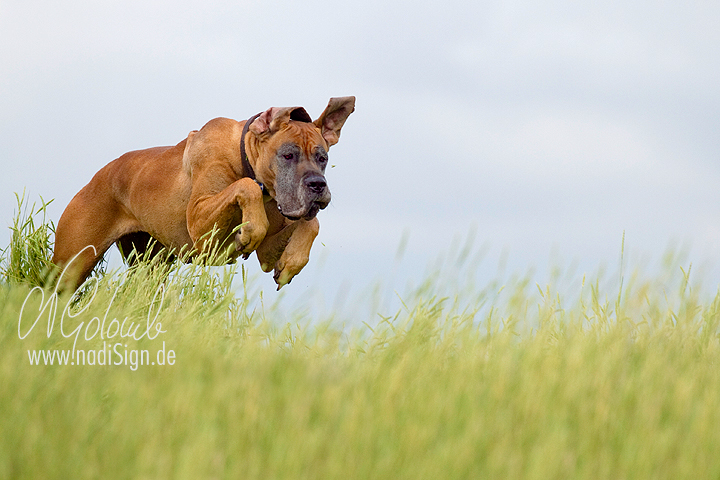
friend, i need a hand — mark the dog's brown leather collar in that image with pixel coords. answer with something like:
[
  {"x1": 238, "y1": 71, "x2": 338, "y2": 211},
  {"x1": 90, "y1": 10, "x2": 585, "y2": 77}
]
[{"x1": 240, "y1": 113, "x2": 269, "y2": 196}]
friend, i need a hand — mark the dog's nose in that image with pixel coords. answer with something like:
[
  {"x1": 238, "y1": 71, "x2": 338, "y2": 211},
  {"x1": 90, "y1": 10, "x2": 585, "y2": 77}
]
[{"x1": 304, "y1": 175, "x2": 327, "y2": 195}]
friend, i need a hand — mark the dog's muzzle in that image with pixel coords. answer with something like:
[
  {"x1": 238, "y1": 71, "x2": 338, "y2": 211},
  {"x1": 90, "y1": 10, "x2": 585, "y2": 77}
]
[{"x1": 278, "y1": 174, "x2": 331, "y2": 221}]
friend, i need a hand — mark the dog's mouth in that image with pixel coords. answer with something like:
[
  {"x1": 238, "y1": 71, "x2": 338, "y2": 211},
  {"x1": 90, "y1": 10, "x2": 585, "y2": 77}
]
[{"x1": 278, "y1": 201, "x2": 327, "y2": 221}]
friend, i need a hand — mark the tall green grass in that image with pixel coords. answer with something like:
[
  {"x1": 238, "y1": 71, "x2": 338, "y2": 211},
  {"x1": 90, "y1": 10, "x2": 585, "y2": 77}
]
[
  {"x1": 0, "y1": 192, "x2": 60, "y2": 286},
  {"x1": 1, "y1": 195, "x2": 720, "y2": 479}
]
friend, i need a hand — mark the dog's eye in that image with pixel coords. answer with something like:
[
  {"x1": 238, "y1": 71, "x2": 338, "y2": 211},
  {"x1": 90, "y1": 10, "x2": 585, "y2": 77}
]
[{"x1": 283, "y1": 153, "x2": 294, "y2": 161}]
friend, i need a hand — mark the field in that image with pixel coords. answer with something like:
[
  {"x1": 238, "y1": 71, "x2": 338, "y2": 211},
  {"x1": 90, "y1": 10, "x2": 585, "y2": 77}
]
[{"x1": 2, "y1": 196, "x2": 720, "y2": 479}]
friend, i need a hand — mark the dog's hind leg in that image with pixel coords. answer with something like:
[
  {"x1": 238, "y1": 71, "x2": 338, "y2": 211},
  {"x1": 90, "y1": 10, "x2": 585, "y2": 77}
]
[{"x1": 52, "y1": 183, "x2": 138, "y2": 290}]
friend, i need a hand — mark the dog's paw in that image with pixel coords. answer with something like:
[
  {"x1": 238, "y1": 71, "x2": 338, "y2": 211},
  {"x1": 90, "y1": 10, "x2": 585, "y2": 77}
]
[
  {"x1": 234, "y1": 219, "x2": 268, "y2": 256},
  {"x1": 273, "y1": 264, "x2": 293, "y2": 291},
  {"x1": 272, "y1": 251, "x2": 309, "y2": 290}
]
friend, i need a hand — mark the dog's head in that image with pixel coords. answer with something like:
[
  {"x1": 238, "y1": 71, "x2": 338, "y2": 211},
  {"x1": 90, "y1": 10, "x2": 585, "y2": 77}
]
[{"x1": 248, "y1": 97, "x2": 355, "y2": 221}]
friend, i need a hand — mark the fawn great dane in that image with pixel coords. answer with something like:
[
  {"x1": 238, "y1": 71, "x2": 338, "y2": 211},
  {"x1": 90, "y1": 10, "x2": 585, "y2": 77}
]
[{"x1": 52, "y1": 96, "x2": 355, "y2": 290}]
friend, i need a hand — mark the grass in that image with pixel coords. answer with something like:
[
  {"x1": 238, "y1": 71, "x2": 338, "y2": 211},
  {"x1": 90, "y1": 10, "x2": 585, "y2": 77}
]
[
  {"x1": 1, "y1": 191, "x2": 60, "y2": 286},
  {"x1": 2, "y1": 195, "x2": 720, "y2": 479}
]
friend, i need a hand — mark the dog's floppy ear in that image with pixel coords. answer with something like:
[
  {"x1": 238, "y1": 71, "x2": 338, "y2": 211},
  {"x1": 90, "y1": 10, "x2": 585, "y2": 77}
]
[
  {"x1": 249, "y1": 107, "x2": 312, "y2": 135},
  {"x1": 313, "y1": 96, "x2": 356, "y2": 147}
]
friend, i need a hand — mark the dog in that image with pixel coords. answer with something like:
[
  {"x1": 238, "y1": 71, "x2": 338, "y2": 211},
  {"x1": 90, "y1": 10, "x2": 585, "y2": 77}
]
[{"x1": 52, "y1": 96, "x2": 355, "y2": 290}]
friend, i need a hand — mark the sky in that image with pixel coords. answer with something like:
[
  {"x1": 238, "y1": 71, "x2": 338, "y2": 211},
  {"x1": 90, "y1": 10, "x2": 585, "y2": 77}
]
[{"x1": 2, "y1": 0, "x2": 719, "y2": 318}]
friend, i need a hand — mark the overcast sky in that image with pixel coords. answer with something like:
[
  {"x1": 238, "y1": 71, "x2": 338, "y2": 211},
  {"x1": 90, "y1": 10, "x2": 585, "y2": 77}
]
[{"x1": 2, "y1": 0, "x2": 719, "y2": 316}]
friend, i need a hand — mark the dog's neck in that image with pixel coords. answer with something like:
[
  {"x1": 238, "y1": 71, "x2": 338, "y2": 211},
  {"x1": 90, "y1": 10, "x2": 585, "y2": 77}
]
[{"x1": 240, "y1": 113, "x2": 270, "y2": 197}]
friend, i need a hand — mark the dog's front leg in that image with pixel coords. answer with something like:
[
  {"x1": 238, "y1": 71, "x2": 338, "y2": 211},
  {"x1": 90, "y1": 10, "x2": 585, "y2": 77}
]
[
  {"x1": 186, "y1": 177, "x2": 269, "y2": 259},
  {"x1": 256, "y1": 218, "x2": 319, "y2": 289}
]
